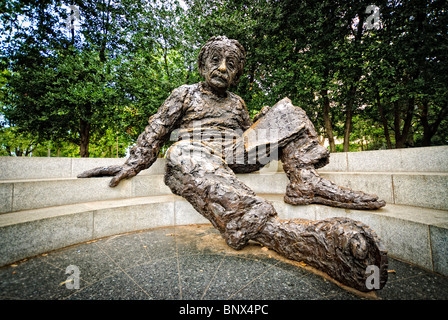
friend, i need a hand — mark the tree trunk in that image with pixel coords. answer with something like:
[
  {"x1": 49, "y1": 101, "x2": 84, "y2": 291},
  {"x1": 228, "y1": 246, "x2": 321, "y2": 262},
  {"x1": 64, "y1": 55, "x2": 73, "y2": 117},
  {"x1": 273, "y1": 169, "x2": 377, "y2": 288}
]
[
  {"x1": 321, "y1": 89, "x2": 336, "y2": 152},
  {"x1": 342, "y1": 9, "x2": 365, "y2": 153},
  {"x1": 342, "y1": 85, "x2": 355, "y2": 152},
  {"x1": 163, "y1": 49, "x2": 171, "y2": 80},
  {"x1": 376, "y1": 89, "x2": 392, "y2": 149},
  {"x1": 421, "y1": 99, "x2": 431, "y2": 146},
  {"x1": 394, "y1": 98, "x2": 415, "y2": 149},
  {"x1": 420, "y1": 100, "x2": 448, "y2": 147},
  {"x1": 80, "y1": 119, "x2": 91, "y2": 157},
  {"x1": 393, "y1": 101, "x2": 402, "y2": 147},
  {"x1": 401, "y1": 97, "x2": 415, "y2": 146}
]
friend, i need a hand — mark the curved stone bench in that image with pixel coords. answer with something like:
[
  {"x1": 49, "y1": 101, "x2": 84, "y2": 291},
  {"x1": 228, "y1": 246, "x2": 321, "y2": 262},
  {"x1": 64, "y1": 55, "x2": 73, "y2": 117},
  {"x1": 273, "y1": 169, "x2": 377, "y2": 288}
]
[{"x1": 1, "y1": 146, "x2": 447, "y2": 277}]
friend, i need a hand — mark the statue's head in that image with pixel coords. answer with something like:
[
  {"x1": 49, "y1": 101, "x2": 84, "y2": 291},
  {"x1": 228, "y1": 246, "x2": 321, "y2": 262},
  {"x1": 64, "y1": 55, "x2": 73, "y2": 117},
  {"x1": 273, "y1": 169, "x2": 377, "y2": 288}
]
[{"x1": 197, "y1": 36, "x2": 246, "y2": 92}]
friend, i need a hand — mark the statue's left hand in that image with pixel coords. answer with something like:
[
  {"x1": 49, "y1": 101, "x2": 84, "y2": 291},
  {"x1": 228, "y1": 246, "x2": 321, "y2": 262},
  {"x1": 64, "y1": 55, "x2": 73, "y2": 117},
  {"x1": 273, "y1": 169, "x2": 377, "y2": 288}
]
[{"x1": 77, "y1": 165, "x2": 137, "y2": 187}]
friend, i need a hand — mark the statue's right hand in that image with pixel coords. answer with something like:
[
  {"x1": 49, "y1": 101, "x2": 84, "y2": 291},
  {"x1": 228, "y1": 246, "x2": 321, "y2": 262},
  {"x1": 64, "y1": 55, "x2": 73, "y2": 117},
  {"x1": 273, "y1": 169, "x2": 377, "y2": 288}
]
[{"x1": 77, "y1": 165, "x2": 136, "y2": 187}]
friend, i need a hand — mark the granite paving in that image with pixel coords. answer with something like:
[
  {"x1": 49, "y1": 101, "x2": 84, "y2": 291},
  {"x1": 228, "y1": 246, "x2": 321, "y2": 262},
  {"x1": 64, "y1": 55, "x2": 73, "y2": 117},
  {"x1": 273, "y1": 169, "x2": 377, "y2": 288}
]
[{"x1": 1, "y1": 224, "x2": 447, "y2": 302}]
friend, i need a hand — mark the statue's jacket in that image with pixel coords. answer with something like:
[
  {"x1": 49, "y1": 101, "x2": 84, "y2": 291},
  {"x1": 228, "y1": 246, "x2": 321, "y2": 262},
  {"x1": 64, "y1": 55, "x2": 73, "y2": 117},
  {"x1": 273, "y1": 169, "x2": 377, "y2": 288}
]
[{"x1": 123, "y1": 82, "x2": 256, "y2": 175}]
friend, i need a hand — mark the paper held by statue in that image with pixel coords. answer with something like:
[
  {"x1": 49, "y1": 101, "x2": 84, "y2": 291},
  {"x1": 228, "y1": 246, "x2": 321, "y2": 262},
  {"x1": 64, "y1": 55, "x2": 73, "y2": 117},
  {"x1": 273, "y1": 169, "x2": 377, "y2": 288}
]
[{"x1": 243, "y1": 97, "x2": 306, "y2": 153}]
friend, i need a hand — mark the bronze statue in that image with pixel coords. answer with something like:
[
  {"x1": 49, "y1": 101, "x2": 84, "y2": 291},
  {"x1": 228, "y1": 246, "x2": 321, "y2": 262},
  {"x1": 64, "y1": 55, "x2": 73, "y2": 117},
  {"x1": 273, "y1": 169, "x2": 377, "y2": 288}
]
[{"x1": 78, "y1": 36, "x2": 388, "y2": 292}]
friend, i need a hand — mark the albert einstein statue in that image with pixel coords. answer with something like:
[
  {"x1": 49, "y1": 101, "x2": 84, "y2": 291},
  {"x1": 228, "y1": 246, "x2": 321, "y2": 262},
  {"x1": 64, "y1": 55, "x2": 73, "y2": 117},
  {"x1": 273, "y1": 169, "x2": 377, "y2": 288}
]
[{"x1": 79, "y1": 36, "x2": 388, "y2": 291}]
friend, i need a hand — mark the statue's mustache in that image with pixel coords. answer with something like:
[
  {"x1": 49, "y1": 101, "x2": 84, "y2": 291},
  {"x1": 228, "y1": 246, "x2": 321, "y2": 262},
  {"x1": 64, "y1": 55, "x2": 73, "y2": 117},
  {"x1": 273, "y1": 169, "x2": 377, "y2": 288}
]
[{"x1": 211, "y1": 70, "x2": 228, "y2": 81}]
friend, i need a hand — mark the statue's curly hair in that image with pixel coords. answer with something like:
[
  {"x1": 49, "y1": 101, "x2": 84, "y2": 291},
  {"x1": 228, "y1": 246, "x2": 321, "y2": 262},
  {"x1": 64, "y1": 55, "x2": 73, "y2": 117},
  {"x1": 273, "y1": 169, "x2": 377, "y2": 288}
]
[{"x1": 197, "y1": 36, "x2": 246, "y2": 86}]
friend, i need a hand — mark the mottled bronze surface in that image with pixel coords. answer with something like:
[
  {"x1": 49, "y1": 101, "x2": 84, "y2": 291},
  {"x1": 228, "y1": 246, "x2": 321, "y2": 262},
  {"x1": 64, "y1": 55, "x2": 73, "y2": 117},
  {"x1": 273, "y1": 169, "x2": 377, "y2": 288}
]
[{"x1": 79, "y1": 36, "x2": 388, "y2": 291}]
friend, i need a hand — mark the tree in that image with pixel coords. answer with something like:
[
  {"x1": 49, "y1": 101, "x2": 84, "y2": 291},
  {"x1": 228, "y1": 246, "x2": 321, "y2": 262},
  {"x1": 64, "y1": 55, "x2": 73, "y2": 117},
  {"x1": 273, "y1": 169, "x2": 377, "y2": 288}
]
[
  {"x1": 1, "y1": 1, "x2": 114, "y2": 156},
  {"x1": 1, "y1": 0, "x2": 189, "y2": 157},
  {"x1": 0, "y1": 126, "x2": 37, "y2": 156},
  {"x1": 362, "y1": 0, "x2": 448, "y2": 148},
  {"x1": 1, "y1": 0, "x2": 446, "y2": 157},
  {"x1": 3, "y1": 45, "x2": 118, "y2": 157}
]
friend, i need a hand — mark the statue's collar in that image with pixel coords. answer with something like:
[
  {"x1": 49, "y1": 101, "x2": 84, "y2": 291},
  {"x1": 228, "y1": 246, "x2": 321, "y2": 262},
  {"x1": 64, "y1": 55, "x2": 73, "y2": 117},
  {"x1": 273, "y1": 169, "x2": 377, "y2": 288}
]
[{"x1": 199, "y1": 81, "x2": 228, "y2": 98}]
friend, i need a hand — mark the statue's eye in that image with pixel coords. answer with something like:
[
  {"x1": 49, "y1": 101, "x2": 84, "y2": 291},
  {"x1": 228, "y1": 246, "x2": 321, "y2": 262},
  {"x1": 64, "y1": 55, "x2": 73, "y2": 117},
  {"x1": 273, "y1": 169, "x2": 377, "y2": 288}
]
[
  {"x1": 228, "y1": 60, "x2": 235, "y2": 69},
  {"x1": 212, "y1": 56, "x2": 220, "y2": 62}
]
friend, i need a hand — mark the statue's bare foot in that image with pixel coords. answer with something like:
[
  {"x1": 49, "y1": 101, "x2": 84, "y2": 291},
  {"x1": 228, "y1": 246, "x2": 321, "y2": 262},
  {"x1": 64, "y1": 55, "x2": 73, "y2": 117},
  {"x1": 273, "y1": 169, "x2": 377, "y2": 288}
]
[
  {"x1": 284, "y1": 168, "x2": 385, "y2": 210},
  {"x1": 256, "y1": 216, "x2": 388, "y2": 292}
]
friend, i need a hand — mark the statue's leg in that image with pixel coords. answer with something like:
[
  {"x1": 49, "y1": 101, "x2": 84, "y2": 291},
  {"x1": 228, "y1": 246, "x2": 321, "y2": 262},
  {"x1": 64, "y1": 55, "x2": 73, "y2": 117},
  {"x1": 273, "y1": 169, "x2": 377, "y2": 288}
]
[
  {"x1": 278, "y1": 107, "x2": 386, "y2": 210},
  {"x1": 164, "y1": 140, "x2": 277, "y2": 250},
  {"x1": 164, "y1": 140, "x2": 388, "y2": 291},
  {"x1": 255, "y1": 216, "x2": 388, "y2": 292}
]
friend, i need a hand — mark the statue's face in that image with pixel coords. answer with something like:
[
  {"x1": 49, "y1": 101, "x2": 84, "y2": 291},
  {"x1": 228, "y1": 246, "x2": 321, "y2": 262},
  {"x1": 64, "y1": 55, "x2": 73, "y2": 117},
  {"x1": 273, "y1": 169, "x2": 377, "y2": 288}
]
[{"x1": 202, "y1": 43, "x2": 241, "y2": 93}]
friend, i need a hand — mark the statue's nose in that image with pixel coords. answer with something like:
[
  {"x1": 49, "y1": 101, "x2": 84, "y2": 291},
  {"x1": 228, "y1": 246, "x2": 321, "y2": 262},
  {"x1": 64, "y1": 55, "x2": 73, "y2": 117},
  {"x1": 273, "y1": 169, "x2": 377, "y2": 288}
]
[{"x1": 218, "y1": 59, "x2": 226, "y2": 72}]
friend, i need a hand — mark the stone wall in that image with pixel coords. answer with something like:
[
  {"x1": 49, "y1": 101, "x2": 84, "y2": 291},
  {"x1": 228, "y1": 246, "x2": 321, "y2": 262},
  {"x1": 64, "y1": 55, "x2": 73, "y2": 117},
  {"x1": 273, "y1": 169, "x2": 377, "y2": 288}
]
[{"x1": 0, "y1": 146, "x2": 447, "y2": 274}]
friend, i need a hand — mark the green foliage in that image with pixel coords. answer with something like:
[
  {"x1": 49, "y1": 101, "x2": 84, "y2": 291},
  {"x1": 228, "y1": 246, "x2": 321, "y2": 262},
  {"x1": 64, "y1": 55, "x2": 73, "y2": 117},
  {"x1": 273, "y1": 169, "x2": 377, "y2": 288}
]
[
  {"x1": 0, "y1": 126, "x2": 37, "y2": 156},
  {"x1": 0, "y1": 0, "x2": 447, "y2": 158},
  {"x1": 0, "y1": 0, "x2": 191, "y2": 157},
  {"x1": 183, "y1": 0, "x2": 448, "y2": 150}
]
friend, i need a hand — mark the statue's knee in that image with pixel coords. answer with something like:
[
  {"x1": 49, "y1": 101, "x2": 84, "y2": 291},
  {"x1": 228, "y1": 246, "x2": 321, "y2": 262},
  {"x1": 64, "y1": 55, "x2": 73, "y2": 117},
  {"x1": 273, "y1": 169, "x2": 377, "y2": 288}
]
[
  {"x1": 166, "y1": 140, "x2": 192, "y2": 163},
  {"x1": 224, "y1": 231, "x2": 249, "y2": 250}
]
